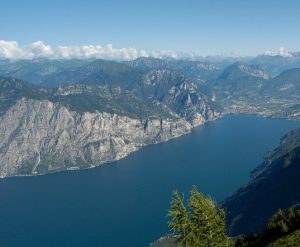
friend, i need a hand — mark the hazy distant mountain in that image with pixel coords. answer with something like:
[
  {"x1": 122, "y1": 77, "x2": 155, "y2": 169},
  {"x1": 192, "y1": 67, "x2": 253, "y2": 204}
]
[
  {"x1": 125, "y1": 57, "x2": 169, "y2": 71},
  {"x1": 39, "y1": 59, "x2": 218, "y2": 125},
  {"x1": 261, "y1": 68, "x2": 300, "y2": 100},
  {"x1": 220, "y1": 62, "x2": 269, "y2": 80},
  {"x1": 2, "y1": 57, "x2": 299, "y2": 121},
  {"x1": 0, "y1": 76, "x2": 170, "y2": 119},
  {"x1": 126, "y1": 57, "x2": 221, "y2": 84},
  {"x1": 0, "y1": 59, "x2": 90, "y2": 84},
  {"x1": 0, "y1": 51, "x2": 299, "y2": 86},
  {"x1": 40, "y1": 59, "x2": 143, "y2": 88},
  {"x1": 213, "y1": 61, "x2": 300, "y2": 120},
  {"x1": 292, "y1": 51, "x2": 300, "y2": 57},
  {"x1": 214, "y1": 62, "x2": 269, "y2": 99},
  {"x1": 169, "y1": 60, "x2": 221, "y2": 84},
  {"x1": 250, "y1": 55, "x2": 300, "y2": 77}
]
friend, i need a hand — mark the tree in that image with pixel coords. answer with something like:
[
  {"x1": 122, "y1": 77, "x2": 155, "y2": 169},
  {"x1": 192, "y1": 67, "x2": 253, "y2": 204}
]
[
  {"x1": 267, "y1": 209, "x2": 289, "y2": 234},
  {"x1": 168, "y1": 186, "x2": 233, "y2": 247},
  {"x1": 168, "y1": 191, "x2": 191, "y2": 246},
  {"x1": 267, "y1": 207, "x2": 300, "y2": 235}
]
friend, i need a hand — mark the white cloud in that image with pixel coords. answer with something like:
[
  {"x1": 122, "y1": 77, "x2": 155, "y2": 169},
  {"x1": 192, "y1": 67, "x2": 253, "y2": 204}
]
[
  {"x1": 0, "y1": 40, "x2": 25, "y2": 59},
  {"x1": 28, "y1": 41, "x2": 54, "y2": 57},
  {"x1": 264, "y1": 47, "x2": 293, "y2": 58},
  {"x1": 0, "y1": 40, "x2": 195, "y2": 60}
]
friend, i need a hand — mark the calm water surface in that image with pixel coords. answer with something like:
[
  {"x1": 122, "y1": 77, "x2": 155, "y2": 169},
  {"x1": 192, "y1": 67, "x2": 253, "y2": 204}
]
[{"x1": 0, "y1": 115, "x2": 299, "y2": 247}]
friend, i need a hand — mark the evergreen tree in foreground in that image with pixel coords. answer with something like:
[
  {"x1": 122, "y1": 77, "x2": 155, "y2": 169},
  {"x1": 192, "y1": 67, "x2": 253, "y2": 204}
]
[
  {"x1": 168, "y1": 186, "x2": 232, "y2": 247},
  {"x1": 267, "y1": 207, "x2": 300, "y2": 235}
]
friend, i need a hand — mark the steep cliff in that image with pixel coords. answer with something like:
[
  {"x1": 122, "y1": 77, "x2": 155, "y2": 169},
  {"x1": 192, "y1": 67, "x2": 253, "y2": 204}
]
[
  {"x1": 0, "y1": 97, "x2": 192, "y2": 178},
  {"x1": 130, "y1": 70, "x2": 217, "y2": 126},
  {"x1": 0, "y1": 76, "x2": 219, "y2": 178}
]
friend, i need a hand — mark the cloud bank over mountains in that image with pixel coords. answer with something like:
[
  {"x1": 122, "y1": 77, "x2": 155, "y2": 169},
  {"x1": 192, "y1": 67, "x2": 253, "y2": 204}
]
[
  {"x1": 0, "y1": 40, "x2": 297, "y2": 60},
  {"x1": 0, "y1": 40, "x2": 197, "y2": 60}
]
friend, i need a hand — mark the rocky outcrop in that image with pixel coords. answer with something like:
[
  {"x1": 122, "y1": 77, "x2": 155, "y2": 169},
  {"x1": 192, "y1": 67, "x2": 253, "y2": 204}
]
[
  {"x1": 0, "y1": 98, "x2": 192, "y2": 178},
  {"x1": 236, "y1": 63, "x2": 269, "y2": 79},
  {"x1": 0, "y1": 70, "x2": 218, "y2": 178},
  {"x1": 131, "y1": 70, "x2": 218, "y2": 126}
]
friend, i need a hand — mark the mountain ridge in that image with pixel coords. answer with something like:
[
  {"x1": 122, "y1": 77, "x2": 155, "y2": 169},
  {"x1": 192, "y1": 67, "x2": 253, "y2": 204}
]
[
  {"x1": 222, "y1": 127, "x2": 300, "y2": 236},
  {"x1": 0, "y1": 76, "x2": 217, "y2": 178}
]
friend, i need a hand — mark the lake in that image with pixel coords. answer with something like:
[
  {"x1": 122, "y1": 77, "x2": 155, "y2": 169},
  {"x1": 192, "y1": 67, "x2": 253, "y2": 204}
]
[{"x1": 0, "y1": 115, "x2": 299, "y2": 247}]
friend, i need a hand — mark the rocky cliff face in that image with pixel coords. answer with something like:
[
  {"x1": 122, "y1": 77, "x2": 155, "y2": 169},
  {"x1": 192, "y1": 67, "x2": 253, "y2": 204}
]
[
  {"x1": 132, "y1": 70, "x2": 217, "y2": 126},
  {"x1": 236, "y1": 63, "x2": 269, "y2": 79},
  {"x1": 0, "y1": 97, "x2": 192, "y2": 178},
  {"x1": 0, "y1": 64, "x2": 218, "y2": 179}
]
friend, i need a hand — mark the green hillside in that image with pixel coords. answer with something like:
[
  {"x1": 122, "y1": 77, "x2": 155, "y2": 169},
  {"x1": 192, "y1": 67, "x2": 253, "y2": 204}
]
[{"x1": 0, "y1": 77, "x2": 172, "y2": 119}]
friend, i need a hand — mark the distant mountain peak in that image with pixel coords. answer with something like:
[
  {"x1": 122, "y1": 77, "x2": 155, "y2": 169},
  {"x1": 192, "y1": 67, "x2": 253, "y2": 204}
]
[
  {"x1": 0, "y1": 76, "x2": 35, "y2": 90},
  {"x1": 221, "y1": 62, "x2": 269, "y2": 80},
  {"x1": 264, "y1": 47, "x2": 293, "y2": 58},
  {"x1": 125, "y1": 57, "x2": 168, "y2": 70},
  {"x1": 237, "y1": 63, "x2": 269, "y2": 79}
]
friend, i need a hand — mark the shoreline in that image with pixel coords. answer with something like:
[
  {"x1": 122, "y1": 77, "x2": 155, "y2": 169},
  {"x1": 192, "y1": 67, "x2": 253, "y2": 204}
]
[{"x1": 1, "y1": 112, "x2": 299, "y2": 180}]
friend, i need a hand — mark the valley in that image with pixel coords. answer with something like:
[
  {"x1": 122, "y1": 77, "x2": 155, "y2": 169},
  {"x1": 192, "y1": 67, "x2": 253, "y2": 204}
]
[
  {"x1": 0, "y1": 55, "x2": 300, "y2": 246},
  {"x1": 1, "y1": 56, "x2": 300, "y2": 178}
]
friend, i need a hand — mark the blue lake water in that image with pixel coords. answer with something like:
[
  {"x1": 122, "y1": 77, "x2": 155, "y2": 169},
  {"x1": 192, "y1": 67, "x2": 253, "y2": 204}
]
[{"x1": 0, "y1": 115, "x2": 299, "y2": 247}]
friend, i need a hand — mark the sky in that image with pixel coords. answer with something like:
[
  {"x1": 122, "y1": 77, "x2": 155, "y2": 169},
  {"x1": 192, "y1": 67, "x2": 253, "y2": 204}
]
[{"x1": 0, "y1": 0, "x2": 300, "y2": 59}]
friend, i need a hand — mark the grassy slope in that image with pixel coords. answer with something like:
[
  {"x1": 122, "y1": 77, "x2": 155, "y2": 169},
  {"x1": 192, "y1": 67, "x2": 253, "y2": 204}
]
[
  {"x1": 247, "y1": 229, "x2": 300, "y2": 247},
  {"x1": 150, "y1": 231, "x2": 300, "y2": 247},
  {"x1": 267, "y1": 229, "x2": 300, "y2": 247}
]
